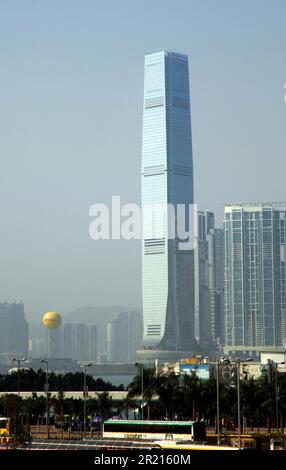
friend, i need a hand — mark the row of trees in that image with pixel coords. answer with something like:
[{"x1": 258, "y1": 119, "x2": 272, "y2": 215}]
[
  {"x1": 0, "y1": 391, "x2": 114, "y2": 447},
  {"x1": 1, "y1": 366, "x2": 286, "y2": 433},
  {"x1": 0, "y1": 369, "x2": 124, "y2": 392},
  {"x1": 0, "y1": 391, "x2": 114, "y2": 426},
  {"x1": 127, "y1": 366, "x2": 286, "y2": 432}
]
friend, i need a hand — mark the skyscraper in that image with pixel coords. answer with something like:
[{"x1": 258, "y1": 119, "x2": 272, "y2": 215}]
[
  {"x1": 141, "y1": 51, "x2": 196, "y2": 358},
  {"x1": 88, "y1": 325, "x2": 98, "y2": 362},
  {"x1": 212, "y1": 228, "x2": 224, "y2": 341},
  {"x1": 0, "y1": 302, "x2": 28, "y2": 356},
  {"x1": 195, "y1": 211, "x2": 224, "y2": 351},
  {"x1": 107, "y1": 312, "x2": 143, "y2": 363},
  {"x1": 224, "y1": 203, "x2": 286, "y2": 355},
  {"x1": 45, "y1": 322, "x2": 98, "y2": 361}
]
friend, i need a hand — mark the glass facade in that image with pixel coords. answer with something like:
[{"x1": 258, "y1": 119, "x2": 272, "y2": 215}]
[
  {"x1": 224, "y1": 203, "x2": 286, "y2": 348},
  {"x1": 195, "y1": 211, "x2": 224, "y2": 349},
  {"x1": 141, "y1": 51, "x2": 195, "y2": 350}
]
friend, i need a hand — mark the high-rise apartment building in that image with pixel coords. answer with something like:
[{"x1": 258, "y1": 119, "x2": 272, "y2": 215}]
[
  {"x1": 66, "y1": 323, "x2": 86, "y2": 360},
  {"x1": 141, "y1": 51, "x2": 196, "y2": 357},
  {"x1": 45, "y1": 323, "x2": 97, "y2": 361},
  {"x1": 224, "y1": 203, "x2": 286, "y2": 354},
  {"x1": 0, "y1": 302, "x2": 28, "y2": 355},
  {"x1": 88, "y1": 325, "x2": 98, "y2": 362},
  {"x1": 107, "y1": 311, "x2": 143, "y2": 363},
  {"x1": 195, "y1": 212, "x2": 224, "y2": 351},
  {"x1": 212, "y1": 228, "x2": 224, "y2": 341}
]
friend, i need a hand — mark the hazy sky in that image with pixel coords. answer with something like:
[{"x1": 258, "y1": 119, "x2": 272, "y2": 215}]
[{"x1": 0, "y1": 0, "x2": 285, "y2": 320}]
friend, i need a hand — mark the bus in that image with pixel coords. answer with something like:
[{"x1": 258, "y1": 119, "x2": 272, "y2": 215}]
[
  {"x1": 0, "y1": 417, "x2": 10, "y2": 436},
  {"x1": 102, "y1": 420, "x2": 206, "y2": 441},
  {"x1": 0, "y1": 417, "x2": 13, "y2": 444}
]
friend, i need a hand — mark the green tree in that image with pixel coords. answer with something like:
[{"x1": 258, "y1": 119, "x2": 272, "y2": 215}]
[
  {"x1": 180, "y1": 373, "x2": 202, "y2": 420},
  {"x1": 10, "y1": 414, "x2": 31, "y2": 448},
  {"x1": 127, "y1": 366, "x2": 157, "y2": 420},
  {"x1": 155, "y1": 373, "x2": 182, "y2": 420},
  {"x1": 96, "y1": 392, "x2": 113, "y2": 420}
]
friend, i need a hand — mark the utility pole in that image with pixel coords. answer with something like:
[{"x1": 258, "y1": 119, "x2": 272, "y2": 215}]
[
  {"x1": 236, "y1": 361, "x2": 241, "y2": 450},
  {"x1": 84, "y1": 363, "x2": 92, "y2": 435},
  {"x1": 41, "y1": 360, "x2": 49, "y2": 438},
  {"x1": 11, "y1": 357, "x2": 26, "y2": 396},
  {"x1": 135, "y1": 363, "x2": 144, "y2": 419},
  {"x1": 216, "y1": 361, "x2": 220, "y2": 446},
  {"x1": 235, "y1": 357, "x2": 252, "y2": 449},
  {"x1": 275, "y1": 361, "x2": 285, "y2": 431}
]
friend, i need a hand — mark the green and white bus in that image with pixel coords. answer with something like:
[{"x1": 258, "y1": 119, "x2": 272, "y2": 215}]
[{"x1": 102, "y1": 420, "x2": 206, "y2": 441}]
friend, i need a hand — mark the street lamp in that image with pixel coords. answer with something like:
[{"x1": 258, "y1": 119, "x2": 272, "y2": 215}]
[
  {"x1": 41, "y1": 360, "x2": 49, "y2": 438},
  {"x1": 216, "y1": 361, "x2": 220, "y2": 445},
  {"x1": 234, "y1": 358, "x2": 252, "y2": 449},
  {"x1": 215, "y1": 356, "x2": 231, "y2": 446},
  {"x1": 135, "y1": 363, "x2": 144, "y2": 420},
  {"x1": 83, "y1": 363, "x2": 92, "y2": 435},
  {"x1": 274, "y1": 361, "x2": 285, "y2": 431},
  {"x1": 11, "y1": 356, "x2": 26, "y2": 396}
]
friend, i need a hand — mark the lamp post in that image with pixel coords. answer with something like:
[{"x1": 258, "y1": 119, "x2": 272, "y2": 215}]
[
  {"x1": 135, "y1": 363, "x2": 144, "y2": 420},
  {"x1": 11, "y1": 356, "x2": 26, "y2": 396},
  {"x1": 83, "y1": 363, "x2": 92, "y2": 435},
  {"x1": 236, "y1": 361, "x2": 241, "y2": 450},
  {"x1": 235, "y1": 358, "x2": 252, "y2": 449},
  {"x1": 216, "y1": 360, "x2": 220, "y2": 446},
  {"x1": 41, "y1": 360, "x2": 49, "y2": 438},
  {"x1": 216, "y1": 356, "x2": 231, "y2": 446},
  {"x1": 274, "y1": 361, "x2": 285, "y2": 431}
]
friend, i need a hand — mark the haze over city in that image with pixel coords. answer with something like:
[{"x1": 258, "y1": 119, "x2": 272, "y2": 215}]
[{"x1": 0, "y1": 0, "x2": 285, "y2": 320}]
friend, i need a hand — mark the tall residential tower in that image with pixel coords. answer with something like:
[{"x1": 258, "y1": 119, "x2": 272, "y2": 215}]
[
  {"x1": 195, "y1": 211, "x2": 224, "y2": 352},
  {"x1": 0, "y1": 302, "x2": 29, "y2": 356},
  {"x1": 140, "y1": 51, "x2": 197, "y2": 359},
  {"x1": 224, "y1": 203, "x2": 286, "y2": 356}
]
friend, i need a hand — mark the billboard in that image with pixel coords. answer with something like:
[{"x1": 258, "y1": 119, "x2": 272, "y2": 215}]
[
  {"x1": 180, "y1": 357, "x2": 199, "y2": 365},
  {"x1": 241, "y1": 363, "x2": 262, "y2": 380},
  {"x1": 180, "y1": 364, "x2": 210, "y2": 380}
]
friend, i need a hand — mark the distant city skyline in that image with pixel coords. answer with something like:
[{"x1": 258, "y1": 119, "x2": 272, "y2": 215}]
[{"x1": 0, "y1": 1, "x2": 285, "y2": 319}]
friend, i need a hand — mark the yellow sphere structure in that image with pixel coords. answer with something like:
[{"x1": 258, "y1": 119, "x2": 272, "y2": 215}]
[{"x1": 42, "y1": 311, "x2": 61, "y2": 329}]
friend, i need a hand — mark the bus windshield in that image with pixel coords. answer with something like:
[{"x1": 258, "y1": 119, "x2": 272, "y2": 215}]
[{"x1": 0, "y1": 419, "x2": 7, "y2": 429}]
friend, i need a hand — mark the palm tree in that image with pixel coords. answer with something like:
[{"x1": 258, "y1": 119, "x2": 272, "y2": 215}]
[
  {"x1": 121, "y1": 395, "x2": 137, "y2": 419},
  {"x1": 180, "y1": 373, "x2": 202, "y2": 420},
  {"x1": 96, "y1": 392, "x2": 113, "y2": 420},
  {"x1": 240, "y1": 377, "x2": 260, "y2": 431},
  {"x1": 25, "y1": 393, "x2": 46, "y2": 425},
  {"x1": 52, "y1": 390, "x2": 66, "y2": 431},
  {"x1": 127, "y1": 366, "x2": 157, "y2": 420},
  {"x1": 218, "y1": 382, "x2": 237, "y2": 432},
  {"x1": 155, "y1": 373, "x2": 182, "y2": 420},
  {"x1": 199, "y1": 377, "x2": 216, "y2": 422},
  {"x1": 256, "y1": 374, "x2": 275, "y2": 432}
]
